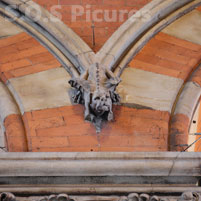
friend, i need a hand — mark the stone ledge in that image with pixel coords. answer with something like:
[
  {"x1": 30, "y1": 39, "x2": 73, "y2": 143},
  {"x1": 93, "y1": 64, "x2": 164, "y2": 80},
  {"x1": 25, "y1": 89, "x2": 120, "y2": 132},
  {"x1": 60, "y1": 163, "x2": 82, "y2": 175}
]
[
  {"x1": 0, "y1": 185, "x2": 201, "y2": 195},
  {"x1": 0, "y1": 152, "x2": 200, "y2": 184}
]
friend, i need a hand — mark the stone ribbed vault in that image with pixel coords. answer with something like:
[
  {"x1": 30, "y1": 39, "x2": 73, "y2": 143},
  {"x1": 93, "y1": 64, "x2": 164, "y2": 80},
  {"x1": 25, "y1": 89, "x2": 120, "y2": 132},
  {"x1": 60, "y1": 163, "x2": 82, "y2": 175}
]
[{"x1": 0, "y1": 0, "x2": 200, "y2": 151}]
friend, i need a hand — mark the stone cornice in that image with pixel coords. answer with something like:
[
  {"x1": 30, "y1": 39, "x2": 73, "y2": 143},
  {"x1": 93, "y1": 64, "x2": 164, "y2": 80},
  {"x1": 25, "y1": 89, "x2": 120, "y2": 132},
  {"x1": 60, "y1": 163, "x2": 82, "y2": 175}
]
[
  {"x1": 0, "y1": 152, "x2": 200, "y2": 178},
  {"x1": 0, "y1": 153, "x2": 200, "y2": 196}
]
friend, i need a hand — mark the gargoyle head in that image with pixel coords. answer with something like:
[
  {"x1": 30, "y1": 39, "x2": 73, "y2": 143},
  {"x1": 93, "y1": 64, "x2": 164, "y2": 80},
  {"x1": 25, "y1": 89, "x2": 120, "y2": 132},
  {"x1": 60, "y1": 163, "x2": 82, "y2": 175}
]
[
  {"x1": 68, "y1": 63, "x2": 121, "y2": 132},
  {"x1": 90, "y1": 89, "x2": 112, "y2": 119}
]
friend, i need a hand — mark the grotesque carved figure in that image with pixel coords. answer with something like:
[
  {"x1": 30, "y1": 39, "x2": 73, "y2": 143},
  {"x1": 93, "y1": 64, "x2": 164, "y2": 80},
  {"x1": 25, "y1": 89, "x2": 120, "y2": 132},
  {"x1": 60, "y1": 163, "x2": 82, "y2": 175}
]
[{"x1": 69, "y1": 62, "x2": 121, "y2": 132}]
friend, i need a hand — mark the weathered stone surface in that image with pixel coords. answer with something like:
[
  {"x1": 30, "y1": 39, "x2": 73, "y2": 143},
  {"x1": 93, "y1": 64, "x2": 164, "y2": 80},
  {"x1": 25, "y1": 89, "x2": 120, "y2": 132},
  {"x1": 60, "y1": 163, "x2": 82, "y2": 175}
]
[
  {"x1": 0, "y1": 82, "x2": 21, "y2": 151},
  {"x1": 163, "y1": 10, "x2": 201, "y2": 45},
  {"x1": 174, "y1": 82, "x2": 201, "y2": 118},
  {"x1": 7, "y1": 67, "x2": 183, "y2": 115},
  {"x1": 0, "y1": 119, "x2": 6, "y2": 150},
  {"x1": 0, "y1": 82, "x2": 19, "y2": 121},
  {"x1": 0, "y1": 16, "x2": 22, "y2": 38},
  {"x1": 8, "y1": 68, "x2": 72, "y2": 113},
  {"x1": 118, "y1": 68, "x2": 183, "y2": 112},
  {"x1": 0, "y1": 136, "x2": 5, "y2": 148},
  {"x1": 196, "y1": 101, "x2": 201, "y2": 152},
  {"x1": 0, "y1": 152, "x2": 200, "y2": 177},
  {"x1": 188, "y1": 104, "x2": 200, "y2": 151}
]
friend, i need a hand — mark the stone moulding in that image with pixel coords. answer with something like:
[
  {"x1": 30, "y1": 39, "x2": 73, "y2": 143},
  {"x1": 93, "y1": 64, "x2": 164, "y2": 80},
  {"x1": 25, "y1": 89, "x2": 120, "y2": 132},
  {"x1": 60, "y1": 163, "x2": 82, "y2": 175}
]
[
  {"x1": 0, "y1": 152, "x2": 200, "y2": 200},
  {"x1": 0, "y1": 152, "x2": 200, "y2": 177},
  {"x1": 170, "y1": 63, "x2": 201, "y2": 151},
  {"x1": 0, "y1": 152, "x2": 200, "y2": 192},
  {"x1": 0, "y1": 82, "x2": 20, "y2": 152}
]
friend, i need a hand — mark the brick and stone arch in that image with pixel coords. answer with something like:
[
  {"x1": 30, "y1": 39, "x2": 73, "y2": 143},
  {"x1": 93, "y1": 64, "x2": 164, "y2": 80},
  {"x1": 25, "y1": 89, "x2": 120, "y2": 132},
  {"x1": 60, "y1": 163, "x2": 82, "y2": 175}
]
[
  {"x1": 0, "y1": 0, "x2": 200, "y2": 151},
  {"x1": 170, "y1": 63, "x2": 201, "y2": 151}
]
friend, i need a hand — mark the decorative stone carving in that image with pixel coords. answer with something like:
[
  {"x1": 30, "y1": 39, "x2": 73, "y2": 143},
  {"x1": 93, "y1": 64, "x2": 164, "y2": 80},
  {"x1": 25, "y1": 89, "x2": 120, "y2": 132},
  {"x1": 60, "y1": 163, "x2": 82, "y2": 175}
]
[
  {"x1": 69, "y1": 62, "x2": 121, "y2": 132},
  {"x1": 178, "y1": 192, "x2": 201, "y2": 201},
  {"x1": 0, "y1": 193, "x2": 74, "y2": 201},
  {"x1": 0, "y1": 192, "x2": 200, "y2": 201},
  {"x1": 118, "y1": 193, "x2": 168, "y2": 201},
  {"x1": 0, "y1": 192, "x2": 16, "y2": 201},
  {"x1": 37, "y1": 194, "x2": 73, "y2": 201},
  {"x1": 118, "y1": 192, "x2": 201, "y2": 201}
]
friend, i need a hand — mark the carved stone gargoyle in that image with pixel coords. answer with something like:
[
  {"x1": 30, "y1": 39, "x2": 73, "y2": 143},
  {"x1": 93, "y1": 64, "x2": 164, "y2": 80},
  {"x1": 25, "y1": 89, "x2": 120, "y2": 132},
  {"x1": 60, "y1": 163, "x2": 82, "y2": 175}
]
[{"x1": 69, "y1": 62, "x2": 121, "y2": 133}]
